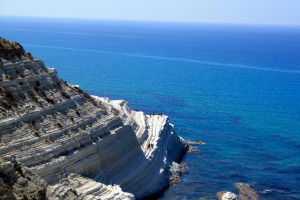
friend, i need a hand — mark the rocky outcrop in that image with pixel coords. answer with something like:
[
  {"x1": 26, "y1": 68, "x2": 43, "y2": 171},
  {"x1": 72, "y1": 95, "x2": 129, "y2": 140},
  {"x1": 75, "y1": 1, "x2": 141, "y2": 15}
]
[
  {"x1": 0, "y1": 37, "x2": 187, "y2": 199},
  {"x1": 47, "y1": 173, "x2": 134, "y2": 200},
  {"x1": 217, "y1": 183, "x2": 259, "y2": 200},
  {"x1": 0, "y1": 37, "x2": 33, "y2": 60},
  {"x1": 169, "y1": 162, "x2": 187, "y2": 186},
  {"x1": 0, "y1": 157, "x2": 48, "y2": 200},
  {"x1": 235, "y1": 183, "x2": 259, "y2": 200}
]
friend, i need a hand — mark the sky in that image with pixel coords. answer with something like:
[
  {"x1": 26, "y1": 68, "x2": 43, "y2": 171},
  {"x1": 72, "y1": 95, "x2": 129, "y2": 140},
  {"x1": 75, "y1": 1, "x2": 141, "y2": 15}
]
[{"x1": 0, "y1": 0, "x2": 300, "y2": 26}]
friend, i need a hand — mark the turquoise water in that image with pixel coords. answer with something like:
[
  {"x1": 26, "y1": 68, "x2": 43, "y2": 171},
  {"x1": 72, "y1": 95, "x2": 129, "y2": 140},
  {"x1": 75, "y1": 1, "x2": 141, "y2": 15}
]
[{"x1": 1, "y1": 17, "x2": 300, "y2": 199}]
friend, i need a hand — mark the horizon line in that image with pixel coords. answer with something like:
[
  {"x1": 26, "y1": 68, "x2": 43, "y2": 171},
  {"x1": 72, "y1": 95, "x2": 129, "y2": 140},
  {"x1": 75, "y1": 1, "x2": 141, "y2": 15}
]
[{"x1": 1, "y1": 14, "x2": 300, "y2": 28}]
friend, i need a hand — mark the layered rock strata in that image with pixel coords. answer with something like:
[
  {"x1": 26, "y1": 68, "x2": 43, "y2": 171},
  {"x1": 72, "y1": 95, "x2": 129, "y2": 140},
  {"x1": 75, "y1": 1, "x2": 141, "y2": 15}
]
[{"x1": 0, "y1": 37, "x2": 187, "y2": 199}]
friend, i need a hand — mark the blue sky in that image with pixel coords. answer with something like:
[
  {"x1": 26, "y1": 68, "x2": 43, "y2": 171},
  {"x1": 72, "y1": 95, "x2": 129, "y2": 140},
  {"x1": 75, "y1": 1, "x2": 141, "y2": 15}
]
[{"x1": 0, "y1": 0, "x2": 299, "y2": 25}]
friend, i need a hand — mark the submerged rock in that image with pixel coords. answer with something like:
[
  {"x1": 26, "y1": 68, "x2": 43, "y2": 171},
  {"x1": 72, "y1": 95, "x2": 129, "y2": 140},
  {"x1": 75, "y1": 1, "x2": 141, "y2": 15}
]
[{"x1": 235, "y1": 183, "x2": 259, "y2": 200}]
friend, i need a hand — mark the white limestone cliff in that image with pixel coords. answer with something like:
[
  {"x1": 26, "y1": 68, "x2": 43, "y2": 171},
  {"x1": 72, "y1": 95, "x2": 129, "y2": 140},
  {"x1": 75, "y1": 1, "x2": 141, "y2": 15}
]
[{"x1": 0, "y1": 37, "x2": 187, "y2": 199}]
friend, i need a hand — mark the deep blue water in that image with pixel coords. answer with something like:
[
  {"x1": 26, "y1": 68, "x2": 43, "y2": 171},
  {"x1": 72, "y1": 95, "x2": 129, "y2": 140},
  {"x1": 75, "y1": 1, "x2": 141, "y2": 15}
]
[{"x1": 1, "y1": 17, "x2": 300, "y2": 199}]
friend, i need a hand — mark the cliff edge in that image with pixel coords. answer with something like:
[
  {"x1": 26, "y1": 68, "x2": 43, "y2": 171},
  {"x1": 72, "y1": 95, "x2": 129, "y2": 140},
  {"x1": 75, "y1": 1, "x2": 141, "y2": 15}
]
[{"x1": 0, "y1": 37, "x2": 187, "y2": 199}]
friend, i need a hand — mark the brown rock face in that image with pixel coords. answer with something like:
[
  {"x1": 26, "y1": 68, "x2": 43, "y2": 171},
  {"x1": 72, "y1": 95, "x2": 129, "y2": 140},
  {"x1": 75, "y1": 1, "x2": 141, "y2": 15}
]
[
  {"x1": 0, "y1": 157, "x2": 48, "y2": 200},
  {"x1": 0, "y1": 37, "x2": 33, "y2": 60}
]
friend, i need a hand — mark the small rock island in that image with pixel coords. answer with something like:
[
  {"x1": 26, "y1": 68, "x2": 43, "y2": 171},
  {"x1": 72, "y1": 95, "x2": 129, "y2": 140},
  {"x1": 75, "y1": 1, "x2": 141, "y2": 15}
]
[{"x1": 0, "y1": 37, "x2": 187, "y2": 200}]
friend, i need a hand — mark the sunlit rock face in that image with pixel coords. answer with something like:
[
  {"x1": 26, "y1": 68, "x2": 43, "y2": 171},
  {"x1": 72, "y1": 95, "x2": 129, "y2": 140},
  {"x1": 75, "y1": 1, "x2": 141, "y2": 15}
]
[{"x1": 0, "y1": 37, "x2": 187, "y2": 199}]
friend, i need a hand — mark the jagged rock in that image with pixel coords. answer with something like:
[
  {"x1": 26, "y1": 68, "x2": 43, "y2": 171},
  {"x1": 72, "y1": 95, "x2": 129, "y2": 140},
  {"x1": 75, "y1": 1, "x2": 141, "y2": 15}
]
[
  {"x1": 0, "y1": 37, "x2": 33, "y2": 60},
  {"x1": 187, "y1": 144, "x2": 198, "y2": 152},
  {"x1": 0, "y1": 37, "x2": 187, "y2": 199},
  {"x1": 217, "y1": 183, "x2": 259, "y2": 200},
  {"x1": 217, "y1": 191, "x2": 238, "y2": 200},
  {"x1": 169, "y1": 162, "x2": 187, "y2": 186},
  {"x1": 223, "y1": 192, "x2": 238, "y2": 200},
  {"x1": 235, "y1": 183, "x2": 259, "y2": 200},
  {"x1": 0, "y1": 157, "x2": 48, "y2": 200}
]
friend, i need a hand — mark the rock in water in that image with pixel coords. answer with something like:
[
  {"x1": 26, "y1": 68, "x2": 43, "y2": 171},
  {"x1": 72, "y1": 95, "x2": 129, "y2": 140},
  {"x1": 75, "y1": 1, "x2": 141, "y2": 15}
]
[
  {"x1": 235, "y1": 183, "x2": 259, "y2": 200},
  {"x1": 217, "y1": 191, "x2": 238, "y2": 200},
  {"x1": 217, "y1": 183, "x2": 259, "y2": 200},
  {"x1": 0, "y1": 37, "x2": 187, "y2": 199},
  {"x1": 222, "y1": 192, "x2": 238, "y2": 200}
]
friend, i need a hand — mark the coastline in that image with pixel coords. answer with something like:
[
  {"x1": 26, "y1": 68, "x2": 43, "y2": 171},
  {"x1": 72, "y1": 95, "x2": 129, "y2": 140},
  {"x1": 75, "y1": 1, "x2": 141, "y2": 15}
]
[{"x1": 0, "y1": 36, "x2": 188, "y2": 199}]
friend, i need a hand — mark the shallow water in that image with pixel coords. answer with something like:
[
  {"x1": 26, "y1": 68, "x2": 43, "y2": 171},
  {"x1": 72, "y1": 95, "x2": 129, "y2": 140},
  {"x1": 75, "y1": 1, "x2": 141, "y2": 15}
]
[{"x1": 1, "y1": 17, "x2": 300, "y2": 199}]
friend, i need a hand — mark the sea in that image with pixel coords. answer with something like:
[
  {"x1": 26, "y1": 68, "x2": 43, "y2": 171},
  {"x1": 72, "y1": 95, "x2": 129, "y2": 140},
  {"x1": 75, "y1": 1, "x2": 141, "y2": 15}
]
[{"x1": 1, "y1": 16, "x2": 300, "y2": 200}]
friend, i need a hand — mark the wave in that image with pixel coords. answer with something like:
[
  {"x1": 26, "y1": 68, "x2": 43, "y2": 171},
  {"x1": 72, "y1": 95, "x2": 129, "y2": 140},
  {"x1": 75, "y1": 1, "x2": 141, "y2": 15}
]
[{"x1": 24, "y1": 44, "x2": 300, "y2": 75}]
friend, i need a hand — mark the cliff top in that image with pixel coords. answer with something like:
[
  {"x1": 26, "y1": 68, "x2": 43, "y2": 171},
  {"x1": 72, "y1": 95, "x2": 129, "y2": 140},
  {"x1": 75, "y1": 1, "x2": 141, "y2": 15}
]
[{"x1": 0, "y1": 37, "x2": 33, "y2": 60}]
